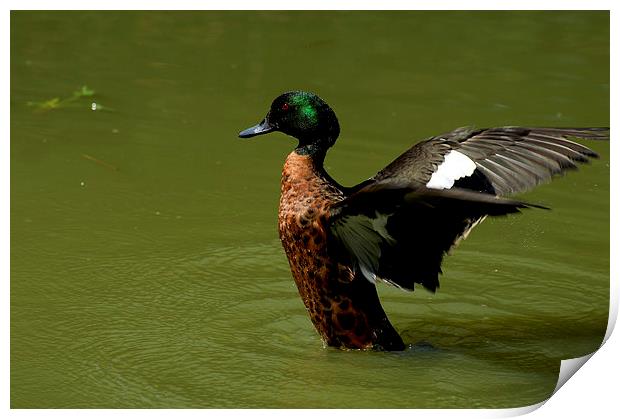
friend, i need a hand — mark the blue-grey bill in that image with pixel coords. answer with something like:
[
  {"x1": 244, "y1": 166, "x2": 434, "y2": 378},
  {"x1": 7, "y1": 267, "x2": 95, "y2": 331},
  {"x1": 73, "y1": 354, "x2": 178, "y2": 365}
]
[{"x1": 238, "y1": 119, "x2": 274, "y2": 138}]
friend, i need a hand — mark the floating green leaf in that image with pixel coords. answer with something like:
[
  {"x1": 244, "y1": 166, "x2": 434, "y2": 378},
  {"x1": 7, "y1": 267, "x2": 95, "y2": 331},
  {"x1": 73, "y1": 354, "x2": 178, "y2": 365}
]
[
  {"x1": 27, "y1": 85, "x2": 110, "y2": 112},
  {"x1": 26, "y1": 97, "x2": 62, "y2": 110},
  {"x1": 74, "y1": 85, "x2": 95, "y2": 97}
]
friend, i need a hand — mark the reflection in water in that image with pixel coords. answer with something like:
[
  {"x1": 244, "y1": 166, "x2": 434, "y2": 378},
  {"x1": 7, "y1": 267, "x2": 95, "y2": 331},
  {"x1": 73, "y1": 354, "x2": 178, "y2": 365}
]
[{"x1": 11, "y1": 10, "x2": 608, "y2": 408}]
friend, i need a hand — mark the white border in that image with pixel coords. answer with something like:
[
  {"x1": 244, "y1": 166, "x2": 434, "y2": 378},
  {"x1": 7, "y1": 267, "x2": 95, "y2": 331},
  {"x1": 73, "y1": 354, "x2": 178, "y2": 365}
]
[
  {"x1": 1, "y1": 0, "x2": 618, "y2": 10},
  {"x1": 4, "y1": 2, "x2": 617, "y2": 418}
]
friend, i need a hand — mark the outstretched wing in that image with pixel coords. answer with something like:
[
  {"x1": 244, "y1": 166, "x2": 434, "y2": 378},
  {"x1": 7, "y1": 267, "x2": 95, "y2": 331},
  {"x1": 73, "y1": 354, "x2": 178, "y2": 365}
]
[
  {"x1": 328, "y1": 181, "x2": 541, "y2": 292},
  {"x1": 373, "y1": 127, "x2": 608, "y2": 195},
  {"x1": 330, "y1": 126, "x2": 607, "y2": 292}
]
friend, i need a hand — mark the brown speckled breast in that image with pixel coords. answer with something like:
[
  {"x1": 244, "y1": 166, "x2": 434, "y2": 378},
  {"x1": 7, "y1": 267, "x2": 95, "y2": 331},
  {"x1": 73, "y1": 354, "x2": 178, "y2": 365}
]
[{"x1": 278, "y1": 151, "x2": 404, "y2": 350}]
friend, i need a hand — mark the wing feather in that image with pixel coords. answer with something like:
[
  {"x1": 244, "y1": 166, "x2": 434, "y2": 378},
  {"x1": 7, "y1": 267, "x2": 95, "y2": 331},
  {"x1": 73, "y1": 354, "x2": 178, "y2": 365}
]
[
  {"x1": 328, "y1": 182, "x2": 537, "y2": 292},
  {"x1": 335, "y1": 126, "x2": 607, "y2": 292},
  {"x1": 373, "y1": 127, "x2": 607, "y2": 196}
]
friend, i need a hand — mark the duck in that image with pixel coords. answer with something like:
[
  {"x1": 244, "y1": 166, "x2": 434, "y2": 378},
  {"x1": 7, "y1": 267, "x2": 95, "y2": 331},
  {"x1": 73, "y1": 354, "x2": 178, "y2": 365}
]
[{"x1": 238, "y1": 90, "x2": 608, "y2": 351}]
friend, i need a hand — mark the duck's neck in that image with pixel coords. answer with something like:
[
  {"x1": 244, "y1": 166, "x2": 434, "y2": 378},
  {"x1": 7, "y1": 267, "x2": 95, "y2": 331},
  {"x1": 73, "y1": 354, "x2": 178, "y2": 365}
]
[
  {"x1": 294, "y1": 137, "x2": 334, "y2": 161},
  {"x1": 280, "y1": 150, "x2": 328, "y2": 194}
]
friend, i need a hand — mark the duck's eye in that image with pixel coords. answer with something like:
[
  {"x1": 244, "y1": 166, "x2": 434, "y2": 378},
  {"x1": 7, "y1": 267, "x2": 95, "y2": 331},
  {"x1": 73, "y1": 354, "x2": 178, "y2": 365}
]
[{"x1": 281, "y1": 103, "x2": 289, "y2": 111}]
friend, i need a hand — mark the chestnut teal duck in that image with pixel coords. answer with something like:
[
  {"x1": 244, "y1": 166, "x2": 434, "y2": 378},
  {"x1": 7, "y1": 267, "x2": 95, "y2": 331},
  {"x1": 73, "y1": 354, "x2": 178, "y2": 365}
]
[{"x1": 239, "y1": 91, "x2": 608, "y2": 351}]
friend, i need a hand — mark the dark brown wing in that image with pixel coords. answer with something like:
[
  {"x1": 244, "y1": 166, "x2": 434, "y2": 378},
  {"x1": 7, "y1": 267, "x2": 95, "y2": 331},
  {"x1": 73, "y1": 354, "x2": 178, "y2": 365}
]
[
  {"x1": 373, "y1": 127, "x2": 608, "y2": 196},
  {"x1": 330, "y1": 126, "x2": 607, "y2": 292},
  {"x1": 328, "y1": 181, "x2": 540, "y2": 292}
]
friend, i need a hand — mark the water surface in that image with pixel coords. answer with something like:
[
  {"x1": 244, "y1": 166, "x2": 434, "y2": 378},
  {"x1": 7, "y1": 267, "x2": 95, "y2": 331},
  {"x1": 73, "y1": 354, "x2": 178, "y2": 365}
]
[{"x1": 11, "y1": 11, "x2": 609, "y2": 408}]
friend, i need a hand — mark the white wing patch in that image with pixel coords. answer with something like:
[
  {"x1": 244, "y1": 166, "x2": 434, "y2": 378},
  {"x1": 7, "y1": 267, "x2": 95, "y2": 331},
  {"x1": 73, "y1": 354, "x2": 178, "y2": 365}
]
[
  {"x1": 331, "y1": 211, "x2": 394, "y2": 284},
  {"x1": 426, "y1": 150, "x2": 477, "y2": 190}
]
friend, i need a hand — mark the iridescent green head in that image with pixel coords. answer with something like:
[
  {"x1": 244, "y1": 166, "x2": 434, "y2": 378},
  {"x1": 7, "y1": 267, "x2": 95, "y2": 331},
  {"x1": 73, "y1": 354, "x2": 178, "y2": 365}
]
[{"x1": 239, "y1": 91, "x2": 340, "y2": 153}]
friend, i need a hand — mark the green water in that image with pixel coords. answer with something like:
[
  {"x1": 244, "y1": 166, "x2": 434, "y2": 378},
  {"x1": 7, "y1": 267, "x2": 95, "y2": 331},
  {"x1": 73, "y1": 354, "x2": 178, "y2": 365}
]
[{"x1": 10, "y1": 11, "x2": 609, "y2": 408}]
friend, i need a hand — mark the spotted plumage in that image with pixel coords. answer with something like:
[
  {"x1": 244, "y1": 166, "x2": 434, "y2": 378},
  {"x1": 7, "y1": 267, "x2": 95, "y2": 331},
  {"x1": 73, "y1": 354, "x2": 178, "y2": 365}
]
[
  {"x1": 239, "y1": 91, "x2": 608, "y2": 351},
  {"x1": 278, "y1": 151, "x2": 404, "y2": 349}
]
